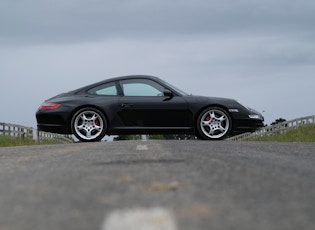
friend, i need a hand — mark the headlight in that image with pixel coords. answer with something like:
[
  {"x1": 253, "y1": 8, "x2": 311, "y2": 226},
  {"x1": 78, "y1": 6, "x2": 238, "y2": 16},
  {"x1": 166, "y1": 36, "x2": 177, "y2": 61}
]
[{"x1": 248, "y1": 114, "x2": 261, "y2": 119}]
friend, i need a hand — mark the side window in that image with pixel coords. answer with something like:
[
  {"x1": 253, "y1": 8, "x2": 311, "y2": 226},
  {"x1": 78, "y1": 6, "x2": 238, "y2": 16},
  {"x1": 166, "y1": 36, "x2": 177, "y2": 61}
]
[
  {"x1": 87, "y1": 82, "x2": 117, "y2": 96},
  {"x1": 119, "y1": 79, "x2": 165, "y2": 96}
]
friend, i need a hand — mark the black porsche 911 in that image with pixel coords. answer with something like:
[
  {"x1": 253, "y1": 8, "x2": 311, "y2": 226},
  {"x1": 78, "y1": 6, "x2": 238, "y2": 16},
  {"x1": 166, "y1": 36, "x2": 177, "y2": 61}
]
[{"x1": 36, "y1": 75, "x2": 264, "y2": 142}]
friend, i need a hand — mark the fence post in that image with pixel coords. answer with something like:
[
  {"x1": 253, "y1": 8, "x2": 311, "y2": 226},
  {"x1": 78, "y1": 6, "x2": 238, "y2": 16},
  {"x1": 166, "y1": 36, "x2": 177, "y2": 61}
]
[{"x1": 37, "y1": 129, "x2": 40, "y2": 143}]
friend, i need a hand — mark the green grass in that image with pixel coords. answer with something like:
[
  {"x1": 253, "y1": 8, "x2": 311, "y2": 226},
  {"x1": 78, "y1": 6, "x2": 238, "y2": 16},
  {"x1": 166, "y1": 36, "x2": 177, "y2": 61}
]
[
  {"x1": 2, "y1": 124, "x2": 315, "y2": 145},
  {"x1": 0, "y1": 135, "x2": 62, "y2": 147},
  {"x1": 249, "y1": 124, "x2": 315, "y2": 142}
]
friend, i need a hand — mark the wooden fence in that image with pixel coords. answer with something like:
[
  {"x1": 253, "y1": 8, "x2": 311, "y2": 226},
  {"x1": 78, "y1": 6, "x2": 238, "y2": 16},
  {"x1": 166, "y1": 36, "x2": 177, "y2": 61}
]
[
  {"x1": 2, "y1": 115, "x2": 315, "y2": 143},
  {"x1": 227, "y1": 115, "x2": 315, "y2": 141},
  {"x1": 0, "y1": 122, "x2": 73, "y2": 143},
  {"x1": 0, "y1": 122, "x2": 33, "y2": 139}
]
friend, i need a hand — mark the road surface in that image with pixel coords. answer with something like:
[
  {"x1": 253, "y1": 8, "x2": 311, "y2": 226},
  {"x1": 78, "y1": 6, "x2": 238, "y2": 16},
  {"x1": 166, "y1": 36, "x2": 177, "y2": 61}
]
[{"x1": 0, "y1": 140, "x2": 314, "y2": 230}]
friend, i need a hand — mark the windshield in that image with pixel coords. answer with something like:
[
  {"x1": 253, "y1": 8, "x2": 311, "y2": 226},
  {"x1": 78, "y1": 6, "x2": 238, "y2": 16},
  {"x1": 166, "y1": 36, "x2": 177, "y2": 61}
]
[{"x1": 162, "y1": 80, "x2": 189, "y2": 96}]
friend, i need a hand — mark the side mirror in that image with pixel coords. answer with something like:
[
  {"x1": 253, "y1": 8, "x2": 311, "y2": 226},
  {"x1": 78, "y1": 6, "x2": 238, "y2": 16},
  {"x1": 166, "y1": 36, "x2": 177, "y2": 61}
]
[
  {"x1": 163, "y1": 89, "x2": 173, "y2": 100},
  {"x1": 163, "y1": 89, "x2": 173, "y2": 97}
]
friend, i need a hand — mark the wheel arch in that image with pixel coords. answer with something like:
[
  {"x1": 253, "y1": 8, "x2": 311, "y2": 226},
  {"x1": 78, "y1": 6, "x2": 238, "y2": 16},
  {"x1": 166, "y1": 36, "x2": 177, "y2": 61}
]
[{"x1": 195, "y1": 104, "x2": 232, "y2": 122}]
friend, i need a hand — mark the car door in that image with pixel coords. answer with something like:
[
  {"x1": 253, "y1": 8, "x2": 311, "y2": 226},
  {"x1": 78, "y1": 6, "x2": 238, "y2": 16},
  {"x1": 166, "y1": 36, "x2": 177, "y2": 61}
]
[{"x1": 117, "y1": 78, "x2": 192, "y2": 128}]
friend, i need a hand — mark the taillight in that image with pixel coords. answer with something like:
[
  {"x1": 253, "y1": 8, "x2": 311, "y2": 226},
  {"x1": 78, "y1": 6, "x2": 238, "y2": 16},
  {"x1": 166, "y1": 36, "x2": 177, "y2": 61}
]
[{"x1": 39, "y1": 102, "x2": 61, "y2": 110}]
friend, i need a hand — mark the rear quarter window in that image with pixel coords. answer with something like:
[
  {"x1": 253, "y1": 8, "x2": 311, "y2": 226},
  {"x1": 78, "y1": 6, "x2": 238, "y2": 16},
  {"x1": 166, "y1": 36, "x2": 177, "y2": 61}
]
[{"x1": 87, "y1": 82, "x2": 118, "y2": 96}]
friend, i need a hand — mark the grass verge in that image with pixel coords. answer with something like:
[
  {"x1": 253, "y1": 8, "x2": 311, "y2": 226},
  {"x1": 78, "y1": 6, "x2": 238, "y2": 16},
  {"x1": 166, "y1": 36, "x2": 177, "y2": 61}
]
[
  {"x1": 249, "y1": 124, "x2": 315, "y2": 142},
  {"x1": 0, "y1": 135, "x2": 62, "y2": 147}
]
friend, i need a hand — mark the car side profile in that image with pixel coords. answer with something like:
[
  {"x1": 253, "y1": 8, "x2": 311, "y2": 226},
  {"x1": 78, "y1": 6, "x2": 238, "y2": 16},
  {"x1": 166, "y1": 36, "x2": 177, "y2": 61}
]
[{"x1": 36, "y1": 75, "x2": 264, "y2": 142}]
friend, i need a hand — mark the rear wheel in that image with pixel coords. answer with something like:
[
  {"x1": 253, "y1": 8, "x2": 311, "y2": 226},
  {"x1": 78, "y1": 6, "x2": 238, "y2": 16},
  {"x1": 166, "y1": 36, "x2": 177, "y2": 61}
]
[
  {"x1": 71, "y1": 107, "x2": 107, "y2": 142},
  {"x1": 197, "y1": 107, "x2": 232, "y2": 140}
]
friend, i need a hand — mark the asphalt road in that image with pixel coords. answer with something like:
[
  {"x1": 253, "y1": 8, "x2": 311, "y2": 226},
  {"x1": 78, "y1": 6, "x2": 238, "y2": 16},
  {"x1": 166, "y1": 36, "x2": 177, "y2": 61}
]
[{"x1": 0, "y1": 140, "x2": 314, "y2": 230}]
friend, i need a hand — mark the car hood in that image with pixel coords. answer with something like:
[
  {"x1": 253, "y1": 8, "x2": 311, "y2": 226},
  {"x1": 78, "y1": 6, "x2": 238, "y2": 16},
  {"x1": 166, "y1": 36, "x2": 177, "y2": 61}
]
[
  {"x1": 188, "y1": 95, "x2": 239, "y2": 106},
  {"x1": 187, "y1": 95, "x2": 263, "y2": 117}
]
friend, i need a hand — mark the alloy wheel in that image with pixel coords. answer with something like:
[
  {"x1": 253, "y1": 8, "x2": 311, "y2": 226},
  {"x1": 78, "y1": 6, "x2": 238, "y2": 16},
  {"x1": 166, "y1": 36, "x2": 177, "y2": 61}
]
[
  {"x1": 72, "y1": 108, "x2": 106, "y2": 142},
  {"x1": 198, "y1": 107, "x2": 231, "y2": 140}
]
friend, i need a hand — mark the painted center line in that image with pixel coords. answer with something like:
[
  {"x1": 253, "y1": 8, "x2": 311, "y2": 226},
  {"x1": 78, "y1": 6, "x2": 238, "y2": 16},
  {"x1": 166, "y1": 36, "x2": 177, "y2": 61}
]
[
  {"x1": 136, "y1": 144, "x2": 149, "y2": 151},
  {"x1": 101, "y1": 207, "x2": 178, "y2": 230}
]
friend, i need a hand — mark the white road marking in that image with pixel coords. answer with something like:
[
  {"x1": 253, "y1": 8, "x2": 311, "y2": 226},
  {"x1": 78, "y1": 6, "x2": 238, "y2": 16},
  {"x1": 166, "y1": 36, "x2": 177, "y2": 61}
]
[
  {"x1": 136, "y1": 144, "x2": 149, "y2": 151},
  {"x1": 101, "y1": 207, "x2": 178, "y2": 230}
]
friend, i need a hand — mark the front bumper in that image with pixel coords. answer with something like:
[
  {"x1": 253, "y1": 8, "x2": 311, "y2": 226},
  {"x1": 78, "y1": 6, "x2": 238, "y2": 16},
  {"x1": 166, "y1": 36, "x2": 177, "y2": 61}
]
[
  {"x1": 232, "y1": 118, "x2": 264, "y2": 134},
  {"x1": 229, "y1": 107, "x2": 264, "y2": 134}
]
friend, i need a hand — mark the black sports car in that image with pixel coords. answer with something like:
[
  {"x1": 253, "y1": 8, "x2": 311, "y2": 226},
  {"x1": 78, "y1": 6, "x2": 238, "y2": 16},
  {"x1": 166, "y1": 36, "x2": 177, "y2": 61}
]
[{"x1": 36, "y1": 75, "x2": 264, "y2": 142}]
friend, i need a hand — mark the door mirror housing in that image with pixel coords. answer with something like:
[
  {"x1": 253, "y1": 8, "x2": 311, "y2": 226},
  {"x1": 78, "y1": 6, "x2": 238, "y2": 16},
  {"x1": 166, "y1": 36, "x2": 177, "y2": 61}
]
[
  {"x1": 163, "y1": 89, "x2": 173, "y2": 98},
  {"x1": 163, "y1": 89, "x2": 174, "y2": 101}
]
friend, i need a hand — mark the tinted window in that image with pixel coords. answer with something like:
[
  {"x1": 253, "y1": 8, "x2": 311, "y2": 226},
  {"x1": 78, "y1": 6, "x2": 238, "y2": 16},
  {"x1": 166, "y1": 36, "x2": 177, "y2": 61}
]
[
  {"x1": 120, "y1": 79, "x2": 165, "y2": 96},
  {"x1": 87, "y1": 82, "x2": 117, "y2": 96}
]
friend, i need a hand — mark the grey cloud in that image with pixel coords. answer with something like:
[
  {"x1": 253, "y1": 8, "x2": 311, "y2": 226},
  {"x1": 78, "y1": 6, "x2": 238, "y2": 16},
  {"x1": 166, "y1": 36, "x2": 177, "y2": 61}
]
[
  {"x1": 1, "y1": 0, "x2": 315, "y2": 126},
  {"x1": 1, "y1": 0, "x2": 315, "y2": 45}
]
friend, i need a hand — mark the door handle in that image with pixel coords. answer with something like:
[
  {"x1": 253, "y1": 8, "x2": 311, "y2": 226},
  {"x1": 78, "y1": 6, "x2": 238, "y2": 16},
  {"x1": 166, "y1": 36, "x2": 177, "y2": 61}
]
[{"x1": 121, "y1": 103, "x2": 133, "y2": 108}]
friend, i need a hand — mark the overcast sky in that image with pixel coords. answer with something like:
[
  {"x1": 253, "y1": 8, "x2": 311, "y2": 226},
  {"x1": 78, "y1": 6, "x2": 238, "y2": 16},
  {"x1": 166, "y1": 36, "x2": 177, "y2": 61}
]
[{"x1": 1, "y1": 0, "x2": 314, "y2": 128}]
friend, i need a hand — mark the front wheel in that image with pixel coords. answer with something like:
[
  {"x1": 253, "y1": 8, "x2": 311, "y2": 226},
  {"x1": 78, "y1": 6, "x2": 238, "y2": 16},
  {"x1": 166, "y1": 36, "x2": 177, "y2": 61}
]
[
  {"x1": 71, "y1": 107, "x2": 107, "y2": 142},
  {"x1": 197, "y1": 107, "x2": 232, "y2": 140}
]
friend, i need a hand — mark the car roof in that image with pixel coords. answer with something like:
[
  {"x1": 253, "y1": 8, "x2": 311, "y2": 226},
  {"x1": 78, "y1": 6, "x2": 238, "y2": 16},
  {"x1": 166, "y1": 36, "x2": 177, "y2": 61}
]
[
  {"x1": 99, "y1": 75, "x2": 162, "y2": 84},
  {"x1": 70, "y1": 75, "x2": 163, "y2": 94}
]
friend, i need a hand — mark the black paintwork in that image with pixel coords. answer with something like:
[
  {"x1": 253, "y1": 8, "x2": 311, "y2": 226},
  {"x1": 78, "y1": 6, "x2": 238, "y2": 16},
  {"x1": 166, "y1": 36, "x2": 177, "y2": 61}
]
[{"x1": 36, "y1": 75, "x2": 264, "y2": 137}]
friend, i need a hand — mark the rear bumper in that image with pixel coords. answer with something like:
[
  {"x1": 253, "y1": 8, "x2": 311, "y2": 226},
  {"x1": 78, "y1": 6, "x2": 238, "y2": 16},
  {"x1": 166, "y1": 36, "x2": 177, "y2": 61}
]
[
  {"x1": 37, "y1": 124, "x2": 71, "y2": 134},
  {"x1": 36, "y1": 110, "x2": 72, "y2": 134}
]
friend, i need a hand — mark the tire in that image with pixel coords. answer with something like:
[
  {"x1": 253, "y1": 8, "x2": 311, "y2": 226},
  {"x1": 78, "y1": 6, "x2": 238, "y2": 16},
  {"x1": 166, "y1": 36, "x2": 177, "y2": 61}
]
[
  {"x1": 71, "y1": 107, "x2": 107, "y2": 142},
  {"x1": 197, "y1": 107, "x2": 232, "y2": 140}
]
